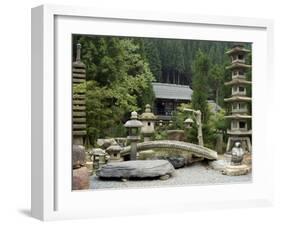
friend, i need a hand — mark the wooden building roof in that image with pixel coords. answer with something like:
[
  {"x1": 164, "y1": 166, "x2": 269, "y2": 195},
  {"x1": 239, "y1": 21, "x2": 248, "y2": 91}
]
[{"x1": 152, "y1": 83, "x2": 193, "y2": 100}]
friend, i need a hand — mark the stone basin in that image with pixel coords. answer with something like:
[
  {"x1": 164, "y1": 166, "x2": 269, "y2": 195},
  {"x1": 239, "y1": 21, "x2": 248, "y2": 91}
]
[{"x1": 96, "y1": 160, "x2": 175, "y2": 179}]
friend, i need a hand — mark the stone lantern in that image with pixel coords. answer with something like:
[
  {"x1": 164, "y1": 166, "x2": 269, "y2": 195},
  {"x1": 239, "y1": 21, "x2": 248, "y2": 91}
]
[
  {"x1": 140, "y1": 104, "x2": 157, "y2": 141},
  {"x1": 124, "y1": 111, "x2": 143, "y2": 160},
  {"x1": 183, "y1": 108, "x2": 204, "y2": 146},
  {"x1": 106, "y1": 144, "x2": 123, "y2": 162},
  {"x1": 184, "y1": 117, "x2": 194, "y2": 129},
  {"x1": 92, "y1": 148, "x2": 108, "y2": 170}
]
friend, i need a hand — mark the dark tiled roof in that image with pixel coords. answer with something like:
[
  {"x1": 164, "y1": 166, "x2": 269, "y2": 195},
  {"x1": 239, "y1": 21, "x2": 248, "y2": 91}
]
[{"x1": 152, "y1": 82, "x2": 193, "y2": 100}]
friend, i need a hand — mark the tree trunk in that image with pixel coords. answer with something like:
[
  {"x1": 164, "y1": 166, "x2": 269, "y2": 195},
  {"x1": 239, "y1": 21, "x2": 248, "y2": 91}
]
[{"x1": 215, "y1": 88, "x2": 219, "y2": 110}]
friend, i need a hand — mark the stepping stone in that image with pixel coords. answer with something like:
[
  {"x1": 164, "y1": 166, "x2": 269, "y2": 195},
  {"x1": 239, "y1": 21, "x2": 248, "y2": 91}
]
[
  {"x1": 208, "y1": 159, "x2": 228, "y2": 171},
  {"x1": 222, "y1": 164, "x2": 251, "y2": 176},
  {"x1": 96, "y1": 160, "x2": 175, "y2": 179}
]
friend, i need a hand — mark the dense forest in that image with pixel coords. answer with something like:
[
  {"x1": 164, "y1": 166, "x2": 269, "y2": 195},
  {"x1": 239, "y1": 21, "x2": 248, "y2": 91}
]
[{"x1": 72, "y1": 35, "x2": 251, "y2": 146}]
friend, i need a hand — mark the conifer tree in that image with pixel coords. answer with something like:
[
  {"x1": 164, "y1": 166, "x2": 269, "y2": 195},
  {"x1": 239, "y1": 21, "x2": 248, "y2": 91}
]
[
  {"x1": 143, "y1": 39, "x2": 162, "y2": 81},
  {"x1": 191, "y1": 50, "x2": 210, "y2": 123}
]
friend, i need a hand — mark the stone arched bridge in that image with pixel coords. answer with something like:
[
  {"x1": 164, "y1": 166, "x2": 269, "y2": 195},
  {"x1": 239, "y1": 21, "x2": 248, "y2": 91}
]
[{"x1": 121, "y1": 140, "x2": 217, "y2": 160}]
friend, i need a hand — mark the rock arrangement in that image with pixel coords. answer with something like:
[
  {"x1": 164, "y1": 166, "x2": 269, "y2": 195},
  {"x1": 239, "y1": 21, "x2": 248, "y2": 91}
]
[
  {"x1": 72, "y1": 145, "x2": 89, "y2": 190},
  {"x1": 96, "y1": 160, "x2": 175, "y2": 180}
]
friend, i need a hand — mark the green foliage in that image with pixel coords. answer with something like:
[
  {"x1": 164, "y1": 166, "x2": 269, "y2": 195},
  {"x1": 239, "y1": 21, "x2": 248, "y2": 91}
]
[
  {"x1": 73, "y1": 34, "x2": 252, "y2": 147},
  {"x1": 76, "y1": 36, "x2": 155, "y2": 144},
  {"x1": 208, "y1": 109, "x2": 227, "y2": 132},
  {"x1": 154, "y1": 130, "x2": 168, "y2": 140},
  {"x1": 204, "y1": 108, "x2": 227, "y2": 149},
  {"x1": 169, "y1": 103, "x2": 197, "y2": 144},
  {"x1": 191, "y1": 50, "x2": 210, "y2": 123},
  {"x1": 143, "y1": 39, "x2": 162, "y2": 81},
  {"x1": 171, "y1": 103, "x2": 191, "y2": 130},
  {"x1": 209, "y1": 64, "x2": 225, "y2": 107},
  {"x1": 77, "y1": 36, "x2": 126, "y2": 85}
]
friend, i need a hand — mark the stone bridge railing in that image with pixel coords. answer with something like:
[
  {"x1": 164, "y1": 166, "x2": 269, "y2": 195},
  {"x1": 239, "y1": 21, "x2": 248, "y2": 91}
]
[{"x1": 121, "y1": 140, "x2": 217, "y2": 160}]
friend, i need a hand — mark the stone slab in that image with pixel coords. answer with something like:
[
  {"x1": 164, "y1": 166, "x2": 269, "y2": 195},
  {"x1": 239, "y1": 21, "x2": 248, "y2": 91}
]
[{"x1": 96, "y1": 160, "x2": 175, "y2": 179}]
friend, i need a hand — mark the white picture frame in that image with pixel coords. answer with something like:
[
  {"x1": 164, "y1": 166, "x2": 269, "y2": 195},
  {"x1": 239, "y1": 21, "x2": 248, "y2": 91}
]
[{"x1": 31, "y1": 4, "x2": 274, "y2": 221}]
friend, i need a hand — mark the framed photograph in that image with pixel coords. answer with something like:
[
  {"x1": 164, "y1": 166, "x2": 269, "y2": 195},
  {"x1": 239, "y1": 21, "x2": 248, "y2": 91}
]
[{"x1": 31, "y1": 4, "x2": 274, "y2": 221}]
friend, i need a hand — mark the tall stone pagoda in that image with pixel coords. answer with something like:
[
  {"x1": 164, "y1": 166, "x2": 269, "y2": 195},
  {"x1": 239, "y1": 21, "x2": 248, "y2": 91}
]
[
  {"x1": 224, "y1": 44, "x2": 252, "y2": 154},
  {"x1": 72, "y1": 43, "x2": 89, "y2": 190},
  {"x1": 72, "y1": 43, "x2": 87, "y2": 145}
]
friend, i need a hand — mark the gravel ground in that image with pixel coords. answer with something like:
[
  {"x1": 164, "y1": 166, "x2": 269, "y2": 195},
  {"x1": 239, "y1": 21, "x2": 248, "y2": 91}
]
[{"x1": 90, "y1": 162, "x2": 252, "y2": 190}]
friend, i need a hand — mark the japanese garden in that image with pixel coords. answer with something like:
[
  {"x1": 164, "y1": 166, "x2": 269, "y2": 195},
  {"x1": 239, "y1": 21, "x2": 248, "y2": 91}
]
[{"x1": 71, "y1": 35, "x2": 252, "y2": 190}]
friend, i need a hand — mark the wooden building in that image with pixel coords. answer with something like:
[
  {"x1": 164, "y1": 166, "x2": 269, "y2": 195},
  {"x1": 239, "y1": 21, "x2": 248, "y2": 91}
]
[{"x1": 152, "y1": 82, "x2": 193, "y2": 121}]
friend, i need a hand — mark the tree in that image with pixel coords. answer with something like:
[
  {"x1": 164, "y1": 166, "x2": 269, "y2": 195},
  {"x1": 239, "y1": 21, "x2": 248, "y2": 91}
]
[
  {"x1": 74, "y1": 36, "x2": 155, "y2": 145},
  {"x1": 191, "y1": 50, "x2": 210, "y2": 123},
  {"x1": 143, "y1": 39, "x2": 162, "y2": 81},
  {"x1": 120, "y1": 39, "x2": 155, "y2": 111},
  {"x1": 78, "y1": 36, "x2": 125, "y2": 85},
  {"x1": 209, "y1": 64, "x2": 225, "y2": 107}
]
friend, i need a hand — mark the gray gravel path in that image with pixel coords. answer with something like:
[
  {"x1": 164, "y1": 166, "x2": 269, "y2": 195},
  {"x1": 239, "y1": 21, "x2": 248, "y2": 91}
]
[{"x1": 90, "y1": 162, "x2": 252, "y2": 190}]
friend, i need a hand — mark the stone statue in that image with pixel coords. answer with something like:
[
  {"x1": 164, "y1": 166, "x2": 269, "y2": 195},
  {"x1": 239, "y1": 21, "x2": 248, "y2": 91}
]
[
  {"x1": 230, "y1": 142, "x2": 244, "y2": 165},
  {"x1": 222, "y1": 141, "x2": 250, "y2": 176}
]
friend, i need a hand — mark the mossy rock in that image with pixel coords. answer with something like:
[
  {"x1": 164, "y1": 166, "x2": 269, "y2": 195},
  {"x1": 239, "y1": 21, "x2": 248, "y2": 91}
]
[{"x1": 138, "y1": 150, "x2": 156, "y2": 160}]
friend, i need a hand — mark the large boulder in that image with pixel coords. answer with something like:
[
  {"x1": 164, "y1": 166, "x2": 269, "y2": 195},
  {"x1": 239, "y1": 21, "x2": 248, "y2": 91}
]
[
  {"x1": 156, "y1": 156, "x2": 186, "y2": 169},
  {"x1": 72, "y1": 145, "x2": 86, "y2": 169},
  {"x1": 96, "y1": 160, "x2": 175, "y2": 179},
  {"x1": 165, "y1": 156, "x2": 185, "y2": 169},
  {"x1": 72, "y1": 166, "x2": 89, "y2": 190},
  {"x1": 97, "y1": 138, "x2": 117, "y2": 149}
]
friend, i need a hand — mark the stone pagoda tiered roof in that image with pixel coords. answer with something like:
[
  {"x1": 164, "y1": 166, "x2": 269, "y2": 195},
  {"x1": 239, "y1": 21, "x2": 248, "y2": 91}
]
[
  {"x1": 226, "y1": 45, "x2": 251, "y2": 55},
  {"x1": 73, "y1": 43, "x2": 87, "y2": 138},
  {"x1": 224, "y1": 79, "x2": 252, "y2": 86},
  {"x1": 224, "y1": 96, "x2": 252, "y2": 102}
]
